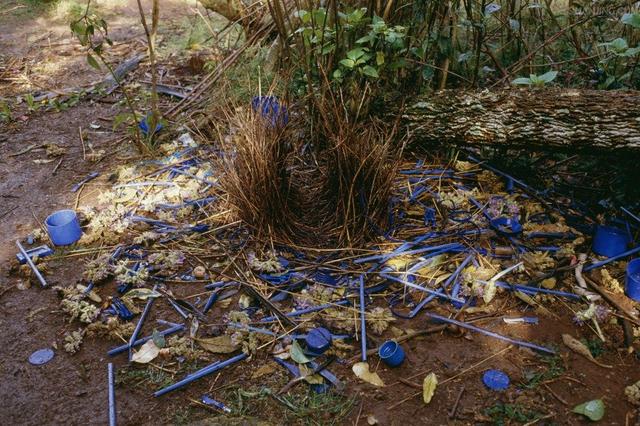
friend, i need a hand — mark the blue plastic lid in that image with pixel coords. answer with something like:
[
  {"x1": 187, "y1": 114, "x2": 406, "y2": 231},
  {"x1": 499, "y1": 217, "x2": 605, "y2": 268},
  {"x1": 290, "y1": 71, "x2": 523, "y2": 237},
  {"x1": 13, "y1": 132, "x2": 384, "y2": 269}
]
[
  {"x1": 483, "y1": 369, "x2": 510, "y2": 390},
  {"x1": 305, "y1": 327, "x2": 332, "y2": 354},
  {"x1": 29, "y1": 348, "x2": 54, "y2": 365}
]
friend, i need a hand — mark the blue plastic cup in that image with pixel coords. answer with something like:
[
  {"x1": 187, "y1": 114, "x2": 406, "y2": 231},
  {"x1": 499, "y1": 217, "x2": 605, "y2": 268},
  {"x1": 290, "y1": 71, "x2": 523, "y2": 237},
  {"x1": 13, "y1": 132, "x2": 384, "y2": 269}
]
[
  {"x1": 45, "y1": 210, "x2": 82, "y2": 246},
  {"x1": 593, "y1": 225, "x2": 629, "y2": 257},
  {"x1": 378, "y1": 340, "x2": 405, "y2": 367},
  {"x1": 626, "y1": 258, "x2": 640, "y2": 302}
]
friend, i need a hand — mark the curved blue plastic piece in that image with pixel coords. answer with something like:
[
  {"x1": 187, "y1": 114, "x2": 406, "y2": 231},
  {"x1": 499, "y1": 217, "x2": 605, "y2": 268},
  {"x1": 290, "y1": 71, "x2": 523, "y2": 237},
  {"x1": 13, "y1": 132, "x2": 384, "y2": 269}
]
[
  {"x1": 626, "y1": 258, "x2": 640, "y2": 301},
  {"x1": 592, "y1": 225, "x2": 629, "y2": 257},
  {"x1": 483, "y1": 369, "x2": 510, "y2": 390}
]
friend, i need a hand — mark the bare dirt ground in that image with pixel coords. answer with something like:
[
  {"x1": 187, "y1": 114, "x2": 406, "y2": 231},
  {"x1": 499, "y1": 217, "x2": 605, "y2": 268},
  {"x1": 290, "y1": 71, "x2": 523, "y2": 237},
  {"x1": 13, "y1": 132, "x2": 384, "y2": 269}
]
[{"x1": 1, "y1": 1, "x2": 639, "y2": 426}]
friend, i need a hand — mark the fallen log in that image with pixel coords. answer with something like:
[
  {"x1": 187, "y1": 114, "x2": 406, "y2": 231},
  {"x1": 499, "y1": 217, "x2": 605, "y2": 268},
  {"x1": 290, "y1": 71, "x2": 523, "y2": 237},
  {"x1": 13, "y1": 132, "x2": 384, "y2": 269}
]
[{"x1": 402, "y1": 89, "x2": 640, "y2": 150}]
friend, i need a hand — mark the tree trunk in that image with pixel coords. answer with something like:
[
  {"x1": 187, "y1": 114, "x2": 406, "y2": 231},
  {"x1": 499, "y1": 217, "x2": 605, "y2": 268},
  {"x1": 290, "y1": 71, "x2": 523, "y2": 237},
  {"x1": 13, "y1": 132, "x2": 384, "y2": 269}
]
[{"x1": 402, "y1": 89, "x2": 640, "y2": 150}]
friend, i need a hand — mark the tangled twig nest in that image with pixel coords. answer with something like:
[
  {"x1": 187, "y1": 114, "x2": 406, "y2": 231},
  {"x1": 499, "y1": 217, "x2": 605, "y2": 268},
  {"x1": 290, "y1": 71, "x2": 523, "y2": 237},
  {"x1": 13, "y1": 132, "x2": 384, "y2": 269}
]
[{"x1": 219, "y1": 99, "x2": 402, "y2": 246}]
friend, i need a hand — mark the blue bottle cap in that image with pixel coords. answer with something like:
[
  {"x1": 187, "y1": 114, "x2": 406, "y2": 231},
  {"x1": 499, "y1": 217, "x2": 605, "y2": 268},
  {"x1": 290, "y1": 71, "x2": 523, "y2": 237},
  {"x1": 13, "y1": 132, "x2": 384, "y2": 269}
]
[
  {"x1": 305, "y1": 327, "x2": 332, "y2": 355},
  {"x1": 29, "y1": 348, "x2": 54, "y2": 365},
  {"x1": 483, "y1": 369, "x2": 510, "y2": 390}
]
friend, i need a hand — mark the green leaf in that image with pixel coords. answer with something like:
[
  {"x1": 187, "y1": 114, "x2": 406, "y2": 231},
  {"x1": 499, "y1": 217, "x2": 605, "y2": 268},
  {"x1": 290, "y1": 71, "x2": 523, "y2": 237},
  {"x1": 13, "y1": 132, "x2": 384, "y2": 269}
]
[
  {"x1": 339, "y1": 58, "x2": 355, "y2": 68},
  {"x1": 346, "y1": 48, "x2": 366, "y2": 61},
  {"x1": 152, "y1": 329, "x2": 166, "y2": 348},
  {"x1": 622, "y1": 13, "x2": 640, "y2": 29},
  {"x1": 86, "y1": 53, "x2": 101, "y2": 71},
  {"x1": 290, "y1": 340, "x2": 311, "y2": 363},
  {"x1": 511, "y1": 77, "x2": 532, "y2": 85},
  {"x1": 376, "y1": 51, "x2": 385, "y2": 65},
  {"x1": 422, "y1": 66, "x2": 434, "y2": 81},
  {"x1": 332, "y1": 69, "x2": 343, "y2": 80},
  {"x1": 573, "y1": 399, "x2": 605, "y2": 421},
  {"x1": 538, "y1": 70, "x2": 558, "y2": 83},
  {"x1": 361, "y1": 65, "x2": 379, "y2": 78}
]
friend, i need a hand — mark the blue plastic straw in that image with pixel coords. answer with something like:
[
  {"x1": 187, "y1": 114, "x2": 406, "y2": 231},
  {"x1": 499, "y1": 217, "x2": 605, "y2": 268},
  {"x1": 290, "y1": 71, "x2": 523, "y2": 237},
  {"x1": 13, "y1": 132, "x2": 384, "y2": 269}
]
[
  {"x1": 15, "y1": 240, "x2": 47, "y2": 287},
  {"x1": 584, "y1": 245, "x2": 640, "y2": 272},
  {"x1": 128, "y1": 284, "x2": 158, "y2": 361},
  {"x1": 154, "y1": 352, "x2": 248, "y2": 397},
  {"x1": 260, "y1": 299, "x2": 350, "y2": 323},
  {"x1": 380, "y1": 271, "x2": 466, "y2": 304},
  {"x1": 621, "y1": 207, "x2": 640, "y2": 225},
  {"x1": 107, "y1": 324, "x2": 184, "y2": 356},
  {"x1": 425, "y1": 312, "x2": 555, "y2": 354},
  {"x1": 359, "y1": 276, "x2": 367, "y2": 362},
  {"x1": 490, "y1": 280, "x2": 581, "y2": 300},
  {"x1": 355, "y1": 242, "x2": 462, "y2": 264},
  {"x1": 108, "y1": 363, "x2": 116, "y2": 426}
]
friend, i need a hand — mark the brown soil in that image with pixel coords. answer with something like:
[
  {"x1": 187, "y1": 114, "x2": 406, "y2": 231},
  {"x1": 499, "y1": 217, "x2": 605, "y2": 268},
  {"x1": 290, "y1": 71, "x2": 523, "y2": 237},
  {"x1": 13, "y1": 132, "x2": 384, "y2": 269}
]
[{"x1": 1, "y1": 1, "x2": 639, "y2": 425}]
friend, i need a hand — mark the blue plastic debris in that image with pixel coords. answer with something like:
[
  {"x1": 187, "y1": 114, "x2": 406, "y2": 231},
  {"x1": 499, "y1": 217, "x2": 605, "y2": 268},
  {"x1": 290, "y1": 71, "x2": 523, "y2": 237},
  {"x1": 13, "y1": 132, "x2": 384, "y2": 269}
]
[
  {"x1": 626, "y1": 258, "x2": 640, "y2": 302},
  {"x1": 378, "y1": 340, "x2": 405, "y2": 367},
  {"x1": 251, "y1": 96, "x2": 289, "y2": 128},
  {"x1": 16, "y1": 244, "x2": 53, "y2": 264},
  {"x1": 45, "y1": 209, "x2": 82, "y2": 246},
  {"x1": 110, "y1": 297, "x2": 135, "y2": 321},
  {"x1": 139, "y1": 115, "x2": 163, "y2": 136},
  {"x1": 305, "y1": 327, "x2": 332, "y2": 356},
  {"x1": 108, "y1": 363, "x2": 116, "y2": 426},
  {"x1": 490, "y1": 216, "x2": 523, "y2": 236},
  {"x1": 201, "y1": 395, "x2": 232, "y2": 413},
  {"x1": 71, "y1": 172, "x2": 99, "y2": 192},
  {"x1": 15, "y1": 240, "x2": 48, "y2": 287},
  {"x1": 592, "y1": 225, "x2": 629, "y2": 257},
  {"x1": 29, "y1": 348, "x2": 54, "y2": 365},
  {"x1": 483, "y1": 369, "x2": 510, "y2": 390}
]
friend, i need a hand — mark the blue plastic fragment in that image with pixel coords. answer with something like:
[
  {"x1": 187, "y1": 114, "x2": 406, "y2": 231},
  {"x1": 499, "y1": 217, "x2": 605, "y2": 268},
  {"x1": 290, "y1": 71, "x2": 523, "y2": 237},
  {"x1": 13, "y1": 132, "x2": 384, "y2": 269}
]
[
  {"x1": 490, "y1": 217, "x2": 523, "y2": 236},
  {"x1": 483, "y1": 369, "x2": 510, "y2": 390},
  {"x1": 29, "y1": 348, "x2": 54, "y2": 365},
  {"x1": 139, "y1": 116, "x2": 163, "y2": 136},
  {"x1": 110, "y1": 297, "x2": 135, "y2": 321},
  {"x1": 201, "y1": 395, "x2": 232, "y2": 413},
  {"x1": 16, "y1": 245, "x2": 53, "y2": 264},
  {"x1": 305, "y1": 327, "x2": 332, "y2": 356},
  {"x1": 251, "y1": 96, "x2": 289, "y2": 128}
]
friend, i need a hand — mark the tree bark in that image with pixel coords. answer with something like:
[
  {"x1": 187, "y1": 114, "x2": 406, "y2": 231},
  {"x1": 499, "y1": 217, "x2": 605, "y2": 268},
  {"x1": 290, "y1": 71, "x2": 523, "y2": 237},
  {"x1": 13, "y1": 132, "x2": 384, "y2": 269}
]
[{"x1": 402, "y1": 89, "x2": 640, "y2": 150}]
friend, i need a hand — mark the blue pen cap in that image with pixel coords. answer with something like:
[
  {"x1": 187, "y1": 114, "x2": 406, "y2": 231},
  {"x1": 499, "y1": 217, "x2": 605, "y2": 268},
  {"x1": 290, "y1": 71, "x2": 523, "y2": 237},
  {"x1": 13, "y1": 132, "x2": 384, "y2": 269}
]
[{"x1": 378, "y1": 340, "x2": 405, "y2": 367}]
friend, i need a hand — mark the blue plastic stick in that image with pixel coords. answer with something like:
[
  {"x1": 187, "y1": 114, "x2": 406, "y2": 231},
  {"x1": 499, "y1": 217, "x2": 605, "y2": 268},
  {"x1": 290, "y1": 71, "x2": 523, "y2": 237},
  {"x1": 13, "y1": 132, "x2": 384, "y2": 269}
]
[
  {"x1": 380, "y1": 271, "x2": 466, "y2": 304},
  {"x1": 154, "y1": 353, "x2": 248, "y2": 397},
  {"x1": 108, "y1": 324, "x2": 184, "y2": 356},
  {"x1": 108, "y1": 363, "x2": 116, "y2": 426},
  {"x1": 359, "y1": 275, "x2": 367, "y2": 362},
  {"x1": 425, "y1": 312, "x2": 555, "y2": 355},
  {"x1": 128, "y1": 284, "x2": 158, "y2": 361},
  {"x1": 584, "y1": 245, "x2": 640, "y2": 272},
  {"x1": 621, "y1": 207, "x2": 640, "y2": 225},
  {"x1": 355, "y1": 242, "x2": 462, "y2": 264},
  {"x1": 15, "y1": 240, "x2": 47, "y2": 287},
  {"x1": 260, "y1": 299, "x2": 350, "y2": 323}
]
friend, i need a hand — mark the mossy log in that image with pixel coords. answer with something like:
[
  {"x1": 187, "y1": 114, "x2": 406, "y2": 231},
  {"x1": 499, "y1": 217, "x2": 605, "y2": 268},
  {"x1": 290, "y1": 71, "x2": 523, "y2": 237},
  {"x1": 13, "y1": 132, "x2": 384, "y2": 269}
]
[{"x1": 402, "y1": 89, "x2": 640, "y2": 150}]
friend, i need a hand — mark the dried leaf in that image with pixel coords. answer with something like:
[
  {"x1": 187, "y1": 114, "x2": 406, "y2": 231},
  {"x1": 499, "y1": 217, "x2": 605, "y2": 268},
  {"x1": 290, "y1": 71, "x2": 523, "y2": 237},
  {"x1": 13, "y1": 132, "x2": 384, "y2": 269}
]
[
  {"x1": 131, "y1": 340, "x2": 160, "y2": 364},
  {"x1": 299, "y1": 364, "x2": 324, "y2": 385},
  {"x1": 562, "y1": 334, "x2": 612, "y2": 369},
  {"x1": 483, "y1": 280, "x2": 497, "y2": 304},
  {"x1": 124, "y1": 288, "x2": 161, "y2": 300},
  {"x1": 251, "y1": 363, "x2": 276, "y2": 379},
  {"x1": 290, "y1": 340, "x2": 311, "y2": 364},
  {"x1": 573, "y1": 399, "x2": 605, "y2": 421},
  {"x1": 422, "y1": 373, "x2": 438, "y2": 404},
  {"x1": 352, "y1": 362, "x2": 384, "y2": 387},
  {"x1": 197, "y1": 335, "x2": 239, "y2": 354}
]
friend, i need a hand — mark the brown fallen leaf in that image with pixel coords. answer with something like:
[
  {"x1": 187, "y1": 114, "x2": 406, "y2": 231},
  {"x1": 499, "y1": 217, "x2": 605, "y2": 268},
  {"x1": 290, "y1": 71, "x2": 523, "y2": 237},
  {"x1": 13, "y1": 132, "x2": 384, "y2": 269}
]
[
  {"x1": 562, "y1": 334, "x2": 612, "y2": 369},
  {"x1": 132, "y1": 340, "x2": 160, "y2": 364},
  {"x1": 353, "y1": 362, "x2": 384, "y2": 387},
  {"x1": 196, "y1": 335, "x2": 239, "y2": 354}
]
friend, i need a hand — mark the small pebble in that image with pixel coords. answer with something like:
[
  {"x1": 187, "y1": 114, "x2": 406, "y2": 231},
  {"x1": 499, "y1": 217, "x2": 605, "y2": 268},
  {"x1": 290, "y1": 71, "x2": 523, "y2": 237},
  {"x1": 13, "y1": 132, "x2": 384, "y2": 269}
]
[{"x1": 193, "y1": 266, "x2": 206, "y2": 279}]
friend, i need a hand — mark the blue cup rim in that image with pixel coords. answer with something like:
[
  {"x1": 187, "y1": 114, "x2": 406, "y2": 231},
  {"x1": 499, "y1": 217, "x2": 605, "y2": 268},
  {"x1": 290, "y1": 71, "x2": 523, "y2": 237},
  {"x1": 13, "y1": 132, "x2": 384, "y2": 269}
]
[
  {"x1": 379, "y1": 340, "x2": 399, "y2": 359},
  {"x1": 596, "y1": 224, "x2": 628, "y2": 237},
  {"x1": 46, "y1": 209, "x2": 78, "y2": 228},
  {"x1": 628, "y1": 258, "x2": 640, "y2": 274}
]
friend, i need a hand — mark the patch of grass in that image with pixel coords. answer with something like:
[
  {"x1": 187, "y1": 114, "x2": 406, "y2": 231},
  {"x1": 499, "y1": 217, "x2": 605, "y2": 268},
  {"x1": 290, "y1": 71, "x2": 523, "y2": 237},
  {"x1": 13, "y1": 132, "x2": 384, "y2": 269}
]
[
  {"x1": 520, "y1": 355, "x2": 565, "y2": 390},
  {"x1": 485, "y1": 403, "x2": 543, "y2": 425},
  {"x1": 583, "y1": 338, "x2": 605, "y2": 358},
  {"x1": 280, "y1": 390, "x2": 356, "y2": 425},
  {"x1": 172, "y1": 407, "x2": 195, "y2": 425}
]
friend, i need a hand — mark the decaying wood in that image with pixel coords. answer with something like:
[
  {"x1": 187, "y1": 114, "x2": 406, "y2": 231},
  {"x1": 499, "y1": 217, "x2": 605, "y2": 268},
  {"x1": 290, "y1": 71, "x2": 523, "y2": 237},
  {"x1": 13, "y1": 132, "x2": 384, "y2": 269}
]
[{"x1": 403, "y1": 89, "x2": 640, "y2": 150}]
